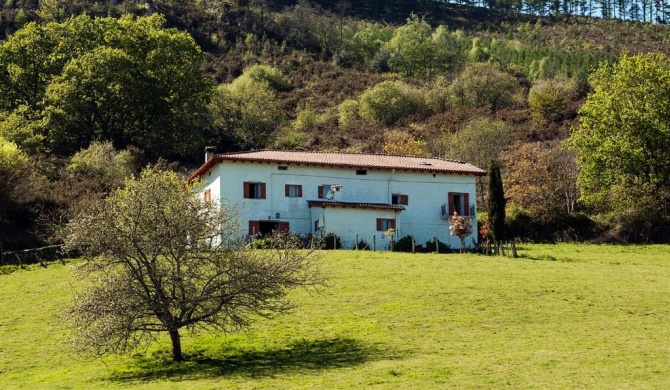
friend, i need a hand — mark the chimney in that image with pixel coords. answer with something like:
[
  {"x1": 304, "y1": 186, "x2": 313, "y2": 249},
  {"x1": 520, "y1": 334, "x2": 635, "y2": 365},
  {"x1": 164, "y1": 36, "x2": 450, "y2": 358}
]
[{"x1": 205, "y1": 146, "x2": 215, "y2": 162}]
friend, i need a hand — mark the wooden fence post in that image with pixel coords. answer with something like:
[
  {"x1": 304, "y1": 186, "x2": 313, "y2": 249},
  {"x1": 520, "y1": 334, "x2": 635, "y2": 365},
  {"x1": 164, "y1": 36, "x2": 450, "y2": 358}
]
[
  {"x1": 411, "y1": 236, "x2": 415, "y2": 253},
  {"x1": 373, "y1": 235, "x2": 376, "y2": 251}
]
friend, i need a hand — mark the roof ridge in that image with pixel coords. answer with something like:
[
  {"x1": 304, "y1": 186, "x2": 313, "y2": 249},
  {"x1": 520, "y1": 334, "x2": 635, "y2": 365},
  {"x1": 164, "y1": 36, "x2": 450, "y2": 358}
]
[{"x1": 226, "y1": 149, "x2": 469, "y2": 164}]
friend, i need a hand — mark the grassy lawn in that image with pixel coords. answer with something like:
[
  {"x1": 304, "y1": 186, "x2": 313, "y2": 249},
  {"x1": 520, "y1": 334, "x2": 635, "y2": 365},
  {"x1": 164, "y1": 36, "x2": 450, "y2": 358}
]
[{"x1": 1, "y1": 244, "x2": 670, "y2": 389}]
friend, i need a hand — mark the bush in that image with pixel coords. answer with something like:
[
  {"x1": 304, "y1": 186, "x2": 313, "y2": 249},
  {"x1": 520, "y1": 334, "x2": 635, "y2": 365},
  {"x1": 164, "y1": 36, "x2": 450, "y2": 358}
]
[
  {"x1": 394, "y1": 235, "x2": 416, "y2": 252},
  {"x1": 506, "y1": 208, "x2": 602, "y2": 243},
  {"x1": 320, "y1": 233, "x2": 342, "y2": 250},
  {"x1": 358, "y1": 80, "x2": 427, "y2": 126},
  {"x1": 528, "y1": 78, "x2": 570, "y2": 124},
  {"x1": 354, "y1": 239, "x2": 371, "y2": 250},
  {"x1": 425, "y1": 238, "x2": 450, "y2": 253}
]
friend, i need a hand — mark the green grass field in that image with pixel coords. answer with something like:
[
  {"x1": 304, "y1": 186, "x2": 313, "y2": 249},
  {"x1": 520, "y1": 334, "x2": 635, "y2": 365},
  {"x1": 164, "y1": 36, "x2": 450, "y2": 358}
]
[{"x1": 2, "y1": 244, "x2": 670, "y2": 389}]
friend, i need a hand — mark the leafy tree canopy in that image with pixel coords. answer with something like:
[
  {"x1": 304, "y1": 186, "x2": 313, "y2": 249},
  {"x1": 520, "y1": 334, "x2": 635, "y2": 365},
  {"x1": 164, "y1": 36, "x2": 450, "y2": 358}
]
[
  {"x1": 0, "y1": 14, "x2": 210, "y2": 158},
  {"x1": 569, "y1": 53, "x2": 670, "y2": 214}
]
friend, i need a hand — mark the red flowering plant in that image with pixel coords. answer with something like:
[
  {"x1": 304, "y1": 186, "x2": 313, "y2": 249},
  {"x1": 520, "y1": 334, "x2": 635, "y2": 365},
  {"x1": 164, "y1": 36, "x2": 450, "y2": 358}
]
[
  {"x1": 479, "y1": 215, "x2": 493, "y2": 256},
  {"x1": 450, "y1": 212, "x2": 472, "y2": 253}
]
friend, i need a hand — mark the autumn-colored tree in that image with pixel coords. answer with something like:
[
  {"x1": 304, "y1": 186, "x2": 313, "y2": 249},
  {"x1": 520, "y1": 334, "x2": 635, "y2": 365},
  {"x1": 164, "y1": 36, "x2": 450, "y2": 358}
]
[
  {"x1": 450, "y1": 212, "x2": 472, "y2": 253},
  {"x1": 382, "y1": 130, "x2": 428, "y2": 157},
  {"x1": 503, "y1": 141, "x2": 578, "y2": 216}
]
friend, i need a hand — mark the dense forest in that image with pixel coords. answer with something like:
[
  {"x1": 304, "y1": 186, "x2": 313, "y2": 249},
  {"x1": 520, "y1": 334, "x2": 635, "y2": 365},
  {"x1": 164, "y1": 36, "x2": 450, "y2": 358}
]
[{"x1": 1, "y1": 0, "x2": 670, "y2": 251}]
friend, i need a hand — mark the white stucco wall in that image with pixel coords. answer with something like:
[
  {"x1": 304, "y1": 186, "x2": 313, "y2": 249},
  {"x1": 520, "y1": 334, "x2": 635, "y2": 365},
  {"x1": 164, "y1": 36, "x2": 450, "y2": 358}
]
[
  {"x1": 198, "y1": 160, "x2": 478, "y2": 249},
  {"x1": 310, "y1": 206, "x2": 399, "y2": 249}
]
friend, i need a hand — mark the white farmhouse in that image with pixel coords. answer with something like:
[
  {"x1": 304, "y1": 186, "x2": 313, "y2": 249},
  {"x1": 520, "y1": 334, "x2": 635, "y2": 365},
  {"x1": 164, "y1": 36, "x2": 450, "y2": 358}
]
[{"x1": 188, "y1": 149, "x2": 485, "y2": 250}]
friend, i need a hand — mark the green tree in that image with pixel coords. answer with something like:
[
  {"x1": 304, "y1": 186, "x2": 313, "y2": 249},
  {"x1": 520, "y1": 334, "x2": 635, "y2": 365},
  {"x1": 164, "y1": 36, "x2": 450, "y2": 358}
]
[
  {"x1": 358, "y1": 80, "x2": 427, "y2": 126},
  {"x1": 64, "y1": 167, "x2": 322, "y2": 362},
  {"x1": 449, "y1": 63, "x2": 520, "y2": 112},
  {"x1": 209, "y1": 68, "x2": 283, "y2": 150},
  {"x1": 487, "y1": 159, "x2": 506, "y2": 248},
  {"x1": 0, "y1": 14, "x2": 210, "y2": 158},
  {"x1": 528, "y1": 78, "x2": 570, "y2": 124},
  {"x1": 569, "y1": 53, "x2": 670, "y2": 215},
  {"x1": 385, "y1": 14, "x2": 462, "y2": 80},
  {"x1": 443, "y1": 117, "x2": 512, "y2": 206}
]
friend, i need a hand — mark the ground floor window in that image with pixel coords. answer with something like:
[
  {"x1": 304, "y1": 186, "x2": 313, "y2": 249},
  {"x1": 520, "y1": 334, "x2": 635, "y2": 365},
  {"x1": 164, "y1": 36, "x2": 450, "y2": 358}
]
[
  {"x1": 249, "y1": 220, "x2": 289, "y2": 236},
  {"x1": 376, "y1": 218, "x2": 396, "y2": 231}
]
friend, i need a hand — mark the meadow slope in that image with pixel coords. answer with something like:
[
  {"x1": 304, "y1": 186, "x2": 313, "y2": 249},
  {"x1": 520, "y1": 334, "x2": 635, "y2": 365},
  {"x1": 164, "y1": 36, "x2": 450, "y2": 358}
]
[{"x1": 1, "y1": 245, "x2": 669, "y2": 389}]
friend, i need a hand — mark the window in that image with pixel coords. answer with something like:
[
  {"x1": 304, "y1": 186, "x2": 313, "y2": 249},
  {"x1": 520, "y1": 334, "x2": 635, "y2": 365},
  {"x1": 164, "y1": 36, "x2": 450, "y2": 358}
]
[
  {"x1": 278, "y1": 166, "x2": 288, "y2": 170},
  {"x1": 391, "y1": 194, "x2": 409, "y2": 205},
  {"x1": 285, "y1": 184, "x2": 302, "y2": 198},
  {"x1": 244, "y1": 182, "x2": 266, "y2": 199},
  {"x1": 448, "y1": 192, "x2": 470, "y2": 216},
  {"x1": 318, "y1": 184, "x2": 331, "y2": 199},
  {"x1": 356, "y1": 169, "x2": 367, "y2": 175},
  {"x1": 376, "y1": 218, "x2": 396, "y2": 231},
  {"x1": 203, "y1": 189, "x2": 212, "y2": 203}
]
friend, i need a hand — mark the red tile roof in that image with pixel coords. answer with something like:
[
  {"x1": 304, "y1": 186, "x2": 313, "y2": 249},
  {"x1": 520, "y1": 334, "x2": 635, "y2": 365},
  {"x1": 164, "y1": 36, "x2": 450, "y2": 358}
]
[{"x1": 189, "y1": 150, "x2": 485, "y2": 182}]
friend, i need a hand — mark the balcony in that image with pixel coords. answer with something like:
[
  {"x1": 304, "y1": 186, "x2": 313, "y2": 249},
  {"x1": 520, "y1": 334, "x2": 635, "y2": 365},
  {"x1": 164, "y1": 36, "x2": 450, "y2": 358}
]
[{"x1": 441, "y1": 203, "x2": 476, "y2": 220}]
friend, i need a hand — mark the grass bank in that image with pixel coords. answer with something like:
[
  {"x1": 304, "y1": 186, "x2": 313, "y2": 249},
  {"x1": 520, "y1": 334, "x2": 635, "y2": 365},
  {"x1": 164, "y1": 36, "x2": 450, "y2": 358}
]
[{"x1": 1, "y1": 244, "x2": 669, "y2": 389}]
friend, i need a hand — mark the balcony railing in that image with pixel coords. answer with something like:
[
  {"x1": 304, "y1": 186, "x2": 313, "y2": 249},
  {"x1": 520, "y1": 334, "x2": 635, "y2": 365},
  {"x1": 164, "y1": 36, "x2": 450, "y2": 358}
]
[{"x1": 441, "y1": 203, "x2": 476, "y2": 220}]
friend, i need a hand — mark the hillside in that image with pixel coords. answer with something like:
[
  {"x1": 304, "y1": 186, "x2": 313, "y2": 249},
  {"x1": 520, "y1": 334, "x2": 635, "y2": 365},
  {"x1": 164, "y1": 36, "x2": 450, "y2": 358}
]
[{"x1": 2, "y1": 0, "x2": 670, "y2": 250}]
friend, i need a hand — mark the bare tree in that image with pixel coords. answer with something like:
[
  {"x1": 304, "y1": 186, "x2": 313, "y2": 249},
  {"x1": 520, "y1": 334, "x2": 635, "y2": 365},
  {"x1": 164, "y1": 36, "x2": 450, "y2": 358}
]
[{"x1": 64, "y1": 167, "x2": 322, "y2": 362}]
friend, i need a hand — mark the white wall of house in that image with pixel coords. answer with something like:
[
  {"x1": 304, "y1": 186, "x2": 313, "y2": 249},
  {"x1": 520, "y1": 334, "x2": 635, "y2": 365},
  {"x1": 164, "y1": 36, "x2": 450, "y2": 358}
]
[
  {"x1": 199, "y1": 160, "x2": 478, "y2": 249},
  {"x1": 310, "y1": 206, "x2": 399, "y2": 249}
]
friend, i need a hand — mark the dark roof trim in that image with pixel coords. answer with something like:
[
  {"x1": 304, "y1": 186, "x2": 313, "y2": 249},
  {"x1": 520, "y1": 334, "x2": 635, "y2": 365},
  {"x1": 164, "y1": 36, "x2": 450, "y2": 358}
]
[{"x1": 307, "y1": 201, "x2": 405, "y2": 211}]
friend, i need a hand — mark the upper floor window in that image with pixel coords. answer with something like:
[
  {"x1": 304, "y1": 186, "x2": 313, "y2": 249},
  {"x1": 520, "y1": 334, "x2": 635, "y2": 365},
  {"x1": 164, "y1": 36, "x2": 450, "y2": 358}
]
[
  {"x1": 356, "y1": 169, "x2": 367, "y2": 175},
  {"x1": 203, "y1": 189, "x2": 212, "y2": 203},
  {"x1": 448, "y1": 192, "x2": 470, "y2": 216},
  {"x1": 318, "y1": 184, "x2": 332, "y2": 199},
  {"x1": 285, "y1": 184, "x2": 302, "y2": 198},
  {"x1": 278, "y1": 166, "x2": 288, "y2": 170},
  {"x1": 244, "y1": 182, "x2": 266, "y2": 199},
  {"x1": 391, "y1": 194, "x2": 409, "y2": 205}
]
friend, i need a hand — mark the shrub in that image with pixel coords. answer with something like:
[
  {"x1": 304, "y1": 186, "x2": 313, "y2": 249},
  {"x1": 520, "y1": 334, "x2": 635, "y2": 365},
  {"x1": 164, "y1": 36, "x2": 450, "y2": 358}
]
[
  {"x1": 394, "y1": 235, "x2": 415, "y2": 252},
  {"x1": 337, "y1": 99, "x2": 360, "y2": 127},
  {"x1": 528, "y1": 78, "x2": 570, "y2": 124},
  {"x1": 358, "y1": 80, "x2": 427, "y2": 126},
  {"x1": 320, "y1": 233, "x2": 342, "y2": 250},
  {"x1": 425, "y1": 238, "x2": 450, "y2": 253}
]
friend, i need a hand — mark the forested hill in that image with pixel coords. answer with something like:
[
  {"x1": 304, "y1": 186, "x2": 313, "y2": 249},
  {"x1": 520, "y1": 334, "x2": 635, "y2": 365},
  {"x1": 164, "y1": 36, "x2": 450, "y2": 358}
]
[{"x1": 2, "y1": 0, "x2": 670, "y2": 250}]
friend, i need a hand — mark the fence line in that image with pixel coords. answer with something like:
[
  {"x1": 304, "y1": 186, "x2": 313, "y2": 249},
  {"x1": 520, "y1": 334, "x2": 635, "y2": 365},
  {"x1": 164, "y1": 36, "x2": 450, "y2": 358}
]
[{"x1": 0, "y1": 244, "x2": 65, "y2": 268}]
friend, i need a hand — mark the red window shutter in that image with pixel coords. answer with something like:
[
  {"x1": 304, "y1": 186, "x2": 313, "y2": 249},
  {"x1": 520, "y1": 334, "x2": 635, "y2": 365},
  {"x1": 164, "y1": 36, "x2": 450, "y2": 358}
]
[
  {"x1": 248, "y1": 220, "x2": 260, "y2": 235},
  {"x1": 297, "y1": 185, "x2": 303, "y2": 197},
  {"x1": 318, "y1": 185, "x2": 325, "y2": 198},
  {"x1": 376, "y1": 218, "x2": 382, "y2": 231},
  {"x1": 448, "y1": 193, "x2": 455, "y2": 215},
  {"x1": 400, "y1": 195, "x2": 409, "y2": 205},
  {"x1": 390, "y1": 219, "x2": 396, "y2": 229},
  {"x1": 243, "y1": 182, "x2": 250, "y2": 199},
  {"x1": 278, "y1": 222, "x2": 289, "y2": 232},
  {"x1": 285, "y1": 184, "x2": 290, "y2": 197},
  {"x1": 260, "y1": 183, "x2": 266, "y2": 199},
  {"x1": 463, "y1": 193, "x2": 470, "y2": 216}
]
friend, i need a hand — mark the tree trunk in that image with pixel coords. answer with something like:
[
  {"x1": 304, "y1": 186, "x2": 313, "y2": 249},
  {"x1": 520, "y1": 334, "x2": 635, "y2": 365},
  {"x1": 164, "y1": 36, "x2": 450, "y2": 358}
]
[{"x1": 169, "y1": 329, "x2": 184, "y2": 362}]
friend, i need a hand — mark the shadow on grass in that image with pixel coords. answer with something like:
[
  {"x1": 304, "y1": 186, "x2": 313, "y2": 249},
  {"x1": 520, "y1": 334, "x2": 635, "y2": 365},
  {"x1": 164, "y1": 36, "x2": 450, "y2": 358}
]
[{"x1": 111, "y1": 337, "x2": 387, "y2": 382}]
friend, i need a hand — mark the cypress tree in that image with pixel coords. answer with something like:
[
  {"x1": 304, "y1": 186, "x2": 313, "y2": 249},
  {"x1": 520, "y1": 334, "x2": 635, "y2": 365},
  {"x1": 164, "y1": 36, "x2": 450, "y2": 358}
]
[{"x1": 487, "y1": 159, "x2": 506, "y2": 249}]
